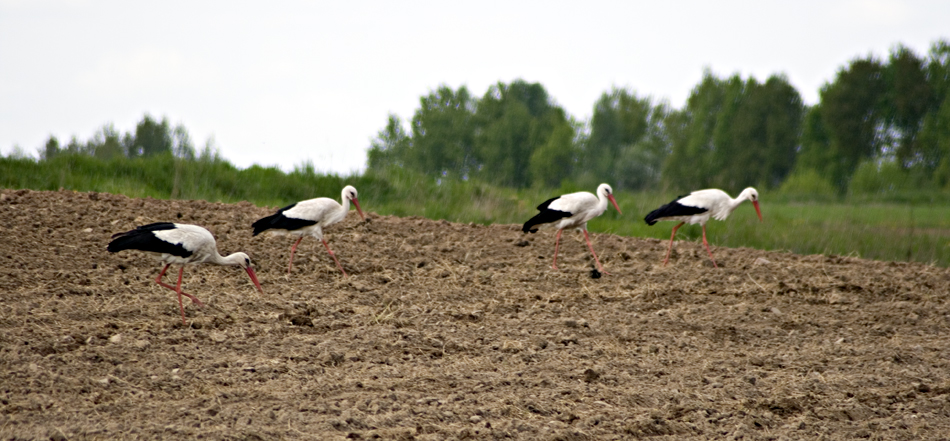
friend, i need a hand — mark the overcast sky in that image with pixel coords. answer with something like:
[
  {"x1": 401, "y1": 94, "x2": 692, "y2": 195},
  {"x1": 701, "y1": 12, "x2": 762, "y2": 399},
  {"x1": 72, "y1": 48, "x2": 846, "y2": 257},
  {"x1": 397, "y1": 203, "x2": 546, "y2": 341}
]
[{"x1": 2, "y1": 1, "x2": 948, "y2": 174}]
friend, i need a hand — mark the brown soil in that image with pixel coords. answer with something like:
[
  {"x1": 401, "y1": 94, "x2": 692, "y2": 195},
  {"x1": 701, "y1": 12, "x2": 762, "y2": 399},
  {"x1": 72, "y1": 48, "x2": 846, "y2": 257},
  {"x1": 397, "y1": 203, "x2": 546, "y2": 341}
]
[{"x1": 2, "y1": 188, "x2": 950, "y2": 440}]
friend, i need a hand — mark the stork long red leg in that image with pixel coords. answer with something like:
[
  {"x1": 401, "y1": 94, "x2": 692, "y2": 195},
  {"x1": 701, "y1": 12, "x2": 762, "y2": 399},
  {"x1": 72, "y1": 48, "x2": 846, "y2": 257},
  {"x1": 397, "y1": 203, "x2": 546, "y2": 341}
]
[
  {"x1": 155, "y1": 264, "x2": 203, "y2": 306},
  {"x1": 583, "y1": 230, "x2": 609, "y2": 275},
  {"x1": 287, "y1": 237, "x2": 305, "y2": 274},
  {"x1": 701, "y1": 224, "x2": 718, "y2": 268},
  {"x1": 174, "y1": 267, "x2": 187, "y2": 325},
  {"x1": 322, "y1": 238, "x2": 347, "y2": 277},
  {"x1": 551, "y1": 229, "x2": 564, "y2": 270},
  {"x1": 664, "y1": 222, "x2": 685, "y2": 266}
]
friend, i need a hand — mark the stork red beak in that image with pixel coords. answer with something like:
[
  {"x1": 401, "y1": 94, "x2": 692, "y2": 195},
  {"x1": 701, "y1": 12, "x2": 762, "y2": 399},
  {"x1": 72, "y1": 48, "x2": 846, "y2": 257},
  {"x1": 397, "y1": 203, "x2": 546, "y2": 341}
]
[
  {"x1": 352, "y1": 197, "x2": 366, "y2": 221},
  {"x1": 608, "y1": 195, "x2": 622, "y2": 215},
  {"x1": 753, "y1": 200, "x2": 762, "y2": 222},
  {"x1": 245, "y1": 267, "x2": 264, "y2": 293}
]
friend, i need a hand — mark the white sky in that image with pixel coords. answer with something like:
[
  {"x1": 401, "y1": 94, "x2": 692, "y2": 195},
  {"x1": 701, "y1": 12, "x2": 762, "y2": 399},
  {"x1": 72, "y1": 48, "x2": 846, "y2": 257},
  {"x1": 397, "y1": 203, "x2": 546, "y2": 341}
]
[{"x1": 2, "y1": 1, "x2": 948, "y2": 174}]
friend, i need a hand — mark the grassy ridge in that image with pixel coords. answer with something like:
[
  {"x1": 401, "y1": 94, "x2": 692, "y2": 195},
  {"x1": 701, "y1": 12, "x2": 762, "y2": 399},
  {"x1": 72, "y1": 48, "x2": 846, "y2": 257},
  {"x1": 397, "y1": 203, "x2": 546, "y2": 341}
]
[{"x1": 3, "y1": 154, "x2": 949, "y2": 266}]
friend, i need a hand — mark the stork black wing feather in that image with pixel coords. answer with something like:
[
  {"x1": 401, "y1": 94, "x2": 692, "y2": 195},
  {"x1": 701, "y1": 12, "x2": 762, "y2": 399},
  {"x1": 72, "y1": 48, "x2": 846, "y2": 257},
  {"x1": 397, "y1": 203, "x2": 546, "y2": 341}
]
[
  {"x1": 644, "y1": 199, "x2": 708, "y2": 226},
  {"x1": 523, "y1": 197, "x2": 573, "y2": 233},
  {"x1": 107, "y1": 223, "x2": 192, "y2": 257},
  {"x1": 252, "y1": 202, "x2": 318, "y2": 236}
]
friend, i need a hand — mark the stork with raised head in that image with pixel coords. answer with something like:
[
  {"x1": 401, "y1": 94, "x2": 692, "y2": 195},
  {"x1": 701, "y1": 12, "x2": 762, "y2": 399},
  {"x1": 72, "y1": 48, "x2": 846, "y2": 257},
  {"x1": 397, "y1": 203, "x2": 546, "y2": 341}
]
[
  {"x1": 522, "y1": 183, "x2": 622, "y2": 274},
  {"x1": 107, "y1": 222, "x2": 264, "y2": 325},
  {"x1": 644, "y1": 187, "x2": 762, "y2": 268},
  {"x1": 252, "y1": 185, "x2": 365, "y2": 277}
]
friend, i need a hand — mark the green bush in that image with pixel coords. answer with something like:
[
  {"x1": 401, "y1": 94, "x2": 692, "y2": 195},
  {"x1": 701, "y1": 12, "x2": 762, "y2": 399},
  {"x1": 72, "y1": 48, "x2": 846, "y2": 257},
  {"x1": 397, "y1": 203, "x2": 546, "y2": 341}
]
[{"x1": 776, "y1": 168, "x2": 838, "y2": 202}]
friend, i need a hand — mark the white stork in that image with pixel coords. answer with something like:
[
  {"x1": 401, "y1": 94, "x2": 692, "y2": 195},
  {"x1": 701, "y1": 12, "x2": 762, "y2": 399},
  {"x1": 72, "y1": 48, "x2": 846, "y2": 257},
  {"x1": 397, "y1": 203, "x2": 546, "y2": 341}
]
[
  {"x1": 522, "y1": 183, "x2": 622, "y2": 274},
  {"x1": 644, "y1": 187, "x2": 762, "y2": 268},
  {"x1": 107, "y1": 222, "x2": 264, "y2": 325},
  {"x1": 251, "y1": 185, "x2": 365, "y2": 277}
]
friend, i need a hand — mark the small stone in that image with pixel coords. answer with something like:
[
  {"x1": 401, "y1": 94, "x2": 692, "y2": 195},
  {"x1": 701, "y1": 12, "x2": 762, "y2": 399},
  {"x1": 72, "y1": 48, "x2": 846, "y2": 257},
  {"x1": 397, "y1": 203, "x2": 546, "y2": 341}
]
[
  {"x1": 108, "y1": 334, "x2": 122, "y2": 344},
  {"x1": 290, "y1": 316, "x2": 314, "y2": 327},
  {"x1": 583, "y1": 368, "x2": 600, "y2": 383}
]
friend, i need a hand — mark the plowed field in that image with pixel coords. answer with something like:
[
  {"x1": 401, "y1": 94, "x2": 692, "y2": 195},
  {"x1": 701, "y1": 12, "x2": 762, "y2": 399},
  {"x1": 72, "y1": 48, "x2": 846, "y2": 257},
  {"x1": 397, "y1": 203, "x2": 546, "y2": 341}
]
[{"x1": 2, "y1": 189, "x2": 949, "y2": 440}]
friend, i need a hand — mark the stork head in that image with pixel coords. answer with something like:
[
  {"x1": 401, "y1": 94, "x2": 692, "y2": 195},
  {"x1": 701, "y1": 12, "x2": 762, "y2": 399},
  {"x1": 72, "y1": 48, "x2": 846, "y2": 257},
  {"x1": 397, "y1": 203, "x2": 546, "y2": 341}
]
[
  {"x1": 741, "y1": 187, "x2": 762, "y2": 222},
  {"x1": 597, "y1": 183, "x2": 622, "y2": 215},
  {"x1": 227, "y1": 252, "x2": 264, "y2": 294},
  {"x1": 342, "y1": 185, "x2": 366, "y2": 221},
  {"x1": 229, "y1": 252, "x2": 253, "y2": 269}
]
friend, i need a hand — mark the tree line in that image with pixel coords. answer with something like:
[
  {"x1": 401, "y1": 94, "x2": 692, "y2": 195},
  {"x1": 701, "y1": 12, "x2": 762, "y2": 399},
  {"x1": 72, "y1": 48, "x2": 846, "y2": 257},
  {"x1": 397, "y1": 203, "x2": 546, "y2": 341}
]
[
  {"x1": 369, "y1": 40, "x2": 950, "y2": 195},
  {"x1": 38, "y1": 115, "x2": 219, "y2": 162}
]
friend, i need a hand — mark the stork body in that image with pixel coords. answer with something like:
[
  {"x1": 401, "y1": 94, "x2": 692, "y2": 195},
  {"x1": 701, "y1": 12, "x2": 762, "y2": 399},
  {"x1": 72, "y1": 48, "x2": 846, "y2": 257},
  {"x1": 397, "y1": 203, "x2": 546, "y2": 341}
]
[
  {"x1": 252, "y1": 185, "x2": 365, "y2": 277},
  {"x1": 644, "y1": 187, "x2": 762, "y2": 268},
  {"x1": 107, "y1": 222, "x2": 263, "y2": 325},
  {"x1": 523, "y1": 183, "x2": 622, "y2": 273}
]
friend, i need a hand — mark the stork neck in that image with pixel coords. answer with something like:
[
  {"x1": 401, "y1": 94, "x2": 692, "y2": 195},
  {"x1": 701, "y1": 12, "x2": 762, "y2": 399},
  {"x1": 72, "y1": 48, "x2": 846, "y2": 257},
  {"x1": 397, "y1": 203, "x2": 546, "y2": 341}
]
[
  {"x1": 339, "y1": 194, "x2": 350, "y2": 213},
  {"x1": 596, "y1": 191, "x2": 609, "y2": 213},
  {"x1": 727, "y1": 192, "x2": 751, "y2": 214},
  {"x1": 211, "y1": 252, "x2": 243, "y2": 266}
]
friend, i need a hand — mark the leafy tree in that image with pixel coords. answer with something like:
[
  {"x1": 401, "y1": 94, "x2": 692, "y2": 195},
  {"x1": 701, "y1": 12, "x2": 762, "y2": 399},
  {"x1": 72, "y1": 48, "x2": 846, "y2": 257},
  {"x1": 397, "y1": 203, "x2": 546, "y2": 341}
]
[
  {"x1": 172, "y1": 124, "x2": 196, "y2": 160},
  {"x1": 796, "y1": 105, "x2": 839, "y2": 188},
  {"x1": 612, "y1": 106, "x2": 670, "y2": 190},
  {"x1": 40, "y1": 136, "x2": 61, "y2": 160},
  {"x1": 710, "y1": 75, "x2": 803, "y2": 189},
  {"x1": 128, "y1": 115, "x2": 172, "y2": 157},
  {"x1": 662, "y1": 72, "x2": 727, "y2": 190},
  {"x1": 921, "y1": 40, "x2": 950, "y2": 185},
  {"x1": 198, "y1": 136, "x2": 223, "y2": 163},
  {"x1": 367, "y1": 114, "x2": 411, "y2": 170},
  {"x1": 473, "y1": 80, "x2": 573, "y2": 188},
  {"x1": 662, "y1": 72, "x2": 803, "y2": 191},
  {"x1": 883, "y1": 45, "x2": 936, "y2": 168},
  {"x1": 927, "y1": 40, "x2": 950, "y2": 112},
  {"x1": 584, "y1": 88, "x2": 669, "y2": 190},
  {"x1": 808, "y1": 56, "x2": 887, "y2": 188},
  {"x1": 65, "y1": 136, "x2": 85, "y2": 155},
  {"x1": 408, "y1": 85, "x2": 476, "y2": 179},
  {"x1": 87, "y1": 124, "x2": 125, "y2": 160},
  {"x1": 921, "y1": 96, "x2": 950, "y2": 187},
  {"x1": 529, "y1": 121, "x2": 577, "y2": 188}
]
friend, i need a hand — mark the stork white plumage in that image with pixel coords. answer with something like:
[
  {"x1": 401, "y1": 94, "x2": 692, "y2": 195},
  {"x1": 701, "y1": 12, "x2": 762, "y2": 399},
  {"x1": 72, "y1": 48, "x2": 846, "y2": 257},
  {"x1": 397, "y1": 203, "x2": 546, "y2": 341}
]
[
  {"x1": 644, "y1": 187, "x2": 762, "y2": 268},
  {"x1": 107, "y1": 222, "x2": 264, "y2": 325},
  {"x1": 522, "y1": 183, "x2": 622, "y2": 274},
  {"x1": 252, "y1": 185, "x2": 365, "y2": 277}
]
